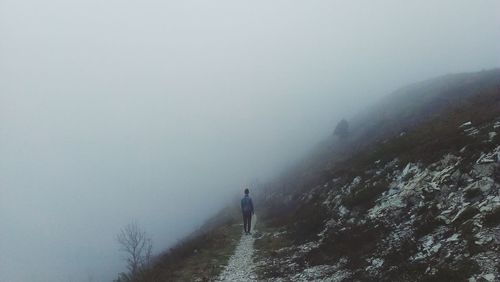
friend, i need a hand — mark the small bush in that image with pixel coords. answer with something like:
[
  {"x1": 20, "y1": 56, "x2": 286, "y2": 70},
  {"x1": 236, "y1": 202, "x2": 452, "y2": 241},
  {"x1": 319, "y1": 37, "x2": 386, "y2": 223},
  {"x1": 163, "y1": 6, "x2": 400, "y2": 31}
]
[
  {"x1": 290, "y1": 199, "x2": 329, "y2": 243},
  {"x1": 464, "y1": 188, "x2": 481, "y2": 200},
  {"x1": 305, "y1": 221, "x2": 389, "y2": 269},
  {"x1": 414, "y1": 205, "x2": 444, "y2": 238},
  {"x1": 452, "y1": 206, "x2": 479, "y2": 226},
  {"x1": 483, "y1": 207, "x2": 500, "y2": 227},
  {"x1": 342, "y1": 181, "x2": 389, "y2": 209}
]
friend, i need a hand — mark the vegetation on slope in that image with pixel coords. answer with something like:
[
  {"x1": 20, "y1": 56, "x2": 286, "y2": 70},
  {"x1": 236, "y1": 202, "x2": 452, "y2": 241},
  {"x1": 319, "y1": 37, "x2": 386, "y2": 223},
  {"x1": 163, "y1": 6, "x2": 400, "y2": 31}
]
[{"x1": 117, "y1": 205, "x2": 242, "y2": 282}]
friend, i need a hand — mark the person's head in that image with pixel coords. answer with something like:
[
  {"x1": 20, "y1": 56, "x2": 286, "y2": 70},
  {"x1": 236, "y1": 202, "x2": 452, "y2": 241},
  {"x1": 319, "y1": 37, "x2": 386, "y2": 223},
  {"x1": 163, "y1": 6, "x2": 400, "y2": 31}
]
[{"x1": 244, "y1": 188, "x2": 249, "y2": 195}]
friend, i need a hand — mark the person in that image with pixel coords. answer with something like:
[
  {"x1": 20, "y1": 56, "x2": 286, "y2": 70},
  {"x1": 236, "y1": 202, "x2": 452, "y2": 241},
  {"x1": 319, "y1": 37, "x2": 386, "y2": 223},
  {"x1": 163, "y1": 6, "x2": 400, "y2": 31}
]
[{"x1": 241, "y1": 188, "x2": 254, "y2": 235}]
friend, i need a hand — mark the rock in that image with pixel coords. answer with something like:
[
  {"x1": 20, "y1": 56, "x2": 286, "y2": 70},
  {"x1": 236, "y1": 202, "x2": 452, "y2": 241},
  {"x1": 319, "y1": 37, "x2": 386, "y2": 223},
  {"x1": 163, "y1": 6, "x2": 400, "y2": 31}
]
[
  {"x1": 371, "y1": 258, "x2": 384, "y2": 268},
  {"x1": 479, "y1": 197, "x2": 500, "y2": 213},
  {"x1": 471, "y1": 163, "x2": 496, "y2": 178},
  {"x1": 430, "y1": 243, "x2": 442, "y2": 253},
  {"x1": 352, "y1": 176, "x2": 362, "y2": 186},
  {"x1": 482, "y1": 273, "x2": 495, "y2": 282},
  {"x1": 402, "y1": 163, "x2": 413, "y2": 178},
  {"x1": 474, "y1": 236, "x2": 492, "y2": 245},
  {"x1": 465, "y1": 127, "x2": 480, "y2": 136},
  {"x1": 460, "y1": 121, "x2": 472, "y2": 128},
  {"x1": 446, "y1": 233, "x2": 460, "y2": 242},
  {"x1": 489, "y1": 132, "x2": 497, "y2": 141},
  {"x1": 465, "y1": 177, "x2": 494, "y2": 193},
  {"x1": 338, "y1": 205, "x2": 349, "y2": 217},
  {"x1": 450, "y1": 169, "x2": 462, "y2": 183}
]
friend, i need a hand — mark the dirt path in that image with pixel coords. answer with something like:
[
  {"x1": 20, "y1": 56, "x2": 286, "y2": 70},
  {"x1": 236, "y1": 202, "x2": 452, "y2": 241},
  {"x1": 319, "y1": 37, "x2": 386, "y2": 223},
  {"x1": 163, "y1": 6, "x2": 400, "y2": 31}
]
[{"x1": 216, "y1": 216, "x2": 257, "y2": 281}]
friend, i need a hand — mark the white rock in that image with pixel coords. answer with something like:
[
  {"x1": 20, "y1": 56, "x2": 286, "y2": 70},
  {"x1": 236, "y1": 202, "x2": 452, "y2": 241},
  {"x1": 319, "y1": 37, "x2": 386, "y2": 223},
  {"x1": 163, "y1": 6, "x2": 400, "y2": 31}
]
[
  {"x1": 460, "y1": 121, "x2": 472, "y2": 128},
  {"x1": 338, "y1": 205, "x2": 349, "y2": 217},
  {"x1": 446, "y1": 233, "x2": 460, "y2": 242},
  {"x1": 489, "y1": 132, "x2": 497, "y2": 141},
  {"x1": 430, "y1": 243, "x2": 442, "y2": 253},
  {"x1": 482, "y1": 273, "x2": 495, "y2": 282}
]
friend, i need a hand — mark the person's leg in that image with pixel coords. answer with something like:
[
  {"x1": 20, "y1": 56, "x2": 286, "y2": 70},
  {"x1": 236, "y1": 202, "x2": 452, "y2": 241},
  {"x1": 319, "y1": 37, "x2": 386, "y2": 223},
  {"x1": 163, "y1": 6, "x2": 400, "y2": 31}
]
[
  {"x1": 245, "y1": 213, "x2": 251, "y2": 233},
  {"x1": 243, "y1": 213, "x2": 247, "y2": 233},
  {"x1": 244, "y1": 213, "x2": 251, "y2": 233}
]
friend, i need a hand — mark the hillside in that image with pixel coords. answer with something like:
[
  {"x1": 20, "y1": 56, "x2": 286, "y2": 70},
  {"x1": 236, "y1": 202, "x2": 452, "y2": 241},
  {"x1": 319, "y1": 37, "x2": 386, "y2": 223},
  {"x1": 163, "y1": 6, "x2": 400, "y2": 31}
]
[
  {"x1": 120, "y1": 69, "x2": 500, "y2": 281},
  {"x1": 254, "y1": 69, "x2": 500, "y2": 281}
]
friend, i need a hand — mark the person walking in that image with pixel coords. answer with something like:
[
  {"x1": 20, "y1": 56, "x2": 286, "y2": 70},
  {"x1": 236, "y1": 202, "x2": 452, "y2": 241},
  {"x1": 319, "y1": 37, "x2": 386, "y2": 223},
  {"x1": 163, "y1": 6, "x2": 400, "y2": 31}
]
[{"x1": 241, "y1": 188, "x2": 254, "y2": 235}]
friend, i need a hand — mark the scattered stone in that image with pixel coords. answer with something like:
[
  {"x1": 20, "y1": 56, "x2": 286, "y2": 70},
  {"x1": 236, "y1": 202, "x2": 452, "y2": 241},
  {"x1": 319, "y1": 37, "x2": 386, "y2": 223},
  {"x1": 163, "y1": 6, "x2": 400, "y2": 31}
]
[
  {"x1": 446, "y1": 233, "x2": 460, "y2": 242},
  {"x1": 460, "y1": 121, "x2": 472, "y2": 128},
  {"x1": 489, "y1": 132, "x2": 497, "y2": 141},
  {"x1": 482, "y1": 273, "x2": 495, "y2": 282}
]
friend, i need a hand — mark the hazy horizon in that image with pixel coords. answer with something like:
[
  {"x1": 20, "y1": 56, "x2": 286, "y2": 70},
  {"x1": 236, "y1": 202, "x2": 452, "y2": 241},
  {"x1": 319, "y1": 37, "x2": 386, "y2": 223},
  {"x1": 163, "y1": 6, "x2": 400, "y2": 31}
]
[{"x1": 1, "y1": 1, "x2": 499, "y2": 281}]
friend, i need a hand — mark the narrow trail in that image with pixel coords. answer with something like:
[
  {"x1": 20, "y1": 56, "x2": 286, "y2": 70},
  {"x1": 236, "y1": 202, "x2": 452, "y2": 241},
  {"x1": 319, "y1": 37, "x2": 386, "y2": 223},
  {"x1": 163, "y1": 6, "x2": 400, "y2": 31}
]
[{"x1": 216, "y1": 217, "x2": 258, "y2": 281}]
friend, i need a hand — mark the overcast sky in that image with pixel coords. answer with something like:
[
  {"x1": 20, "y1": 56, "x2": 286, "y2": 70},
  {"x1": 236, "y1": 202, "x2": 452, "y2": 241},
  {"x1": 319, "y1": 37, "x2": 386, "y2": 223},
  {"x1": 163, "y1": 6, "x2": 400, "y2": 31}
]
[{"x1": 1, "y1": 0, "x2": 499, "y2": 281}]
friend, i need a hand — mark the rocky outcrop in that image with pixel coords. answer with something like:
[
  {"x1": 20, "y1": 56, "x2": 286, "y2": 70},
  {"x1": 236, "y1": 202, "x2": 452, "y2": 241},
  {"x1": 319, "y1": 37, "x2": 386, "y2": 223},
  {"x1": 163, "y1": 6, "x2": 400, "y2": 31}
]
[{"x1": 255, "y1": 117, "x2": 500, "y2": 281}]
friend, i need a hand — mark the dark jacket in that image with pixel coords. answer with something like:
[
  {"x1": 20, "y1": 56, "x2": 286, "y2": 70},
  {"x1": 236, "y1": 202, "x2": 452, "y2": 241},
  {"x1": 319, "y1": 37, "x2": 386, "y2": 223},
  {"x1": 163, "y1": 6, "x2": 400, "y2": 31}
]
[{"x1": 241, "y1": 195, "x2": 254, "y2": 214}]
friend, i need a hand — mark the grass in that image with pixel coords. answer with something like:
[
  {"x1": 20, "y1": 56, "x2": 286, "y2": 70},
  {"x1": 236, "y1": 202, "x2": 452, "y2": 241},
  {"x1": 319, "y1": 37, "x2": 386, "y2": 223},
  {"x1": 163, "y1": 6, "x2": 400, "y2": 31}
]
[
  {"x1": 253, "y1": 222, "x2": 294, "y2": 279},
  {"x1": 307, "y1": 221, "x2": 389, "y2": 269},
  {"x1": 169, "y1": 224, "x2": 241, "y2": 281},
  {"x1": 149, "y1": 226, "x2": 238, "y2": 281},
  {"x1": 125, "y1": 204, "x2": 243, "y2": 282},
  {"x1": 140, "y1": 223, "x2": 242, "y2": 282},
  {"x1": 342, "y1": 180, "x2": 390, "y2": 209}
]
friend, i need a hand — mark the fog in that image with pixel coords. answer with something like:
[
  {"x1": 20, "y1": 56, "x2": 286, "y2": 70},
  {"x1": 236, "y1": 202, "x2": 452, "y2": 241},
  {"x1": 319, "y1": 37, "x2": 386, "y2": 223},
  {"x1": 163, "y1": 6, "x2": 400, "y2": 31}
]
[{"x1": 1, "y1": 0, "x2": 499, "y2": 281}]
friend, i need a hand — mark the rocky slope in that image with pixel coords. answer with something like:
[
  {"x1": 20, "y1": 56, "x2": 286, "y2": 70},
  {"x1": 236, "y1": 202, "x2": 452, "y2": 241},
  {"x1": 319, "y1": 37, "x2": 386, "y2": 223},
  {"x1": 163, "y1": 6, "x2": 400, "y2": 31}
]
[{"x1": 253, "y1": 69, "x2": 500, "y2": 281}]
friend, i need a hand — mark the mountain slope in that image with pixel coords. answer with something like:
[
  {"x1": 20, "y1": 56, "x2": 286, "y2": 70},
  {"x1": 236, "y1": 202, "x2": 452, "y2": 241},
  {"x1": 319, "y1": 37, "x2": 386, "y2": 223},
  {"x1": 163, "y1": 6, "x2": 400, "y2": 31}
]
[
  {"x1": 120, "y1": 69, "x2": 500, "y2": 281},
  {"x1": 253, "y1": 69, "x2": 500, "y2": 281}
]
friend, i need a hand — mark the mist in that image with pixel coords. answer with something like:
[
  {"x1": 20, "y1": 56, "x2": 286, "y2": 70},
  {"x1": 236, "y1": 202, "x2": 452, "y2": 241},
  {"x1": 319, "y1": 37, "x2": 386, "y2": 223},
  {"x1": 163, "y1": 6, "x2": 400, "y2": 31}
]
[{"x1": 1, "y1": 0, "x2": 499, "y2": 281}]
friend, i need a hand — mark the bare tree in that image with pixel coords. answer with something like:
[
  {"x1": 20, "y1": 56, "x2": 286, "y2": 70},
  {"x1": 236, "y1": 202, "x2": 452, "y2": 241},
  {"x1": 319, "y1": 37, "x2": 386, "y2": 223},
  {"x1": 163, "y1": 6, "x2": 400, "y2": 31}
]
[{"x1": 117, "y1": 222, "x2": 153, "y2": 277}]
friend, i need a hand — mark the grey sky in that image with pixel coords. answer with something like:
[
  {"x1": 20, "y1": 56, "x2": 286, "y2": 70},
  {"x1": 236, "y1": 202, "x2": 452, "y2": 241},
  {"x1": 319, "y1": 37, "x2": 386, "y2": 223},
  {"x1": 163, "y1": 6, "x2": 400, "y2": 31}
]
[{"x1": 1, "y1": 0, "x2": 499, "y2": 281}]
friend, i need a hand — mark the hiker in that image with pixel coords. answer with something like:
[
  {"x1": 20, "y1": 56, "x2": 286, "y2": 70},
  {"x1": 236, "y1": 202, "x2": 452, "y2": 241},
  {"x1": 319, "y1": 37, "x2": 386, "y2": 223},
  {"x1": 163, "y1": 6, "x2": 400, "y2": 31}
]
[{"x1": 241, "y1": 188, "x2": 254, "y2": 235}]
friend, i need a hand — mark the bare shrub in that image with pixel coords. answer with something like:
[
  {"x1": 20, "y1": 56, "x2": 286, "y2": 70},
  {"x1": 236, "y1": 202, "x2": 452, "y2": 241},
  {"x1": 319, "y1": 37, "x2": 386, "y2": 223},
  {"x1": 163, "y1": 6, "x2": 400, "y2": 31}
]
[{"x1": 116, "y1": 222, "x2": 153, "y2": 278}]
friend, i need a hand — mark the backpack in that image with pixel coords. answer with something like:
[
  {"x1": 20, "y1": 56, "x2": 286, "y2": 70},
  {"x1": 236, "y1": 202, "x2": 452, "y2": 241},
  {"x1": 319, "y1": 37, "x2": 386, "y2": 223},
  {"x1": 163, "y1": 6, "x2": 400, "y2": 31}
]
[{"x1": 242, "y1": 197, "x2": 252, "y2": 213}]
